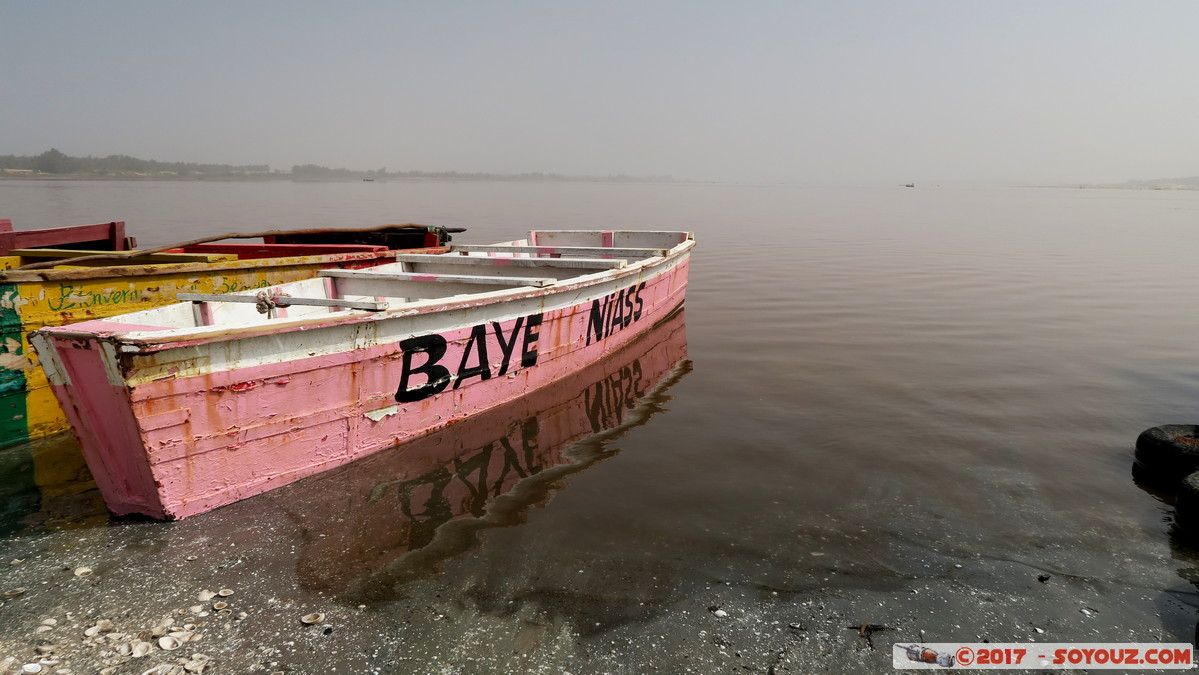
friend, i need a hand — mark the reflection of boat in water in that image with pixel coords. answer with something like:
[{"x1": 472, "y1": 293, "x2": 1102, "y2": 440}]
[
  {"x1": 262, "y1": 309, "x2": 689, "y2": 598},
  {"x1": 0, "y1": 432, "x2": 110, "y2": 535}
]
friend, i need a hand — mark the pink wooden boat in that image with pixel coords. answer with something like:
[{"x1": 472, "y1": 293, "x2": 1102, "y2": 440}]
[{"x1": 30, "y1": 230, "x2": 694, "y2": 520}]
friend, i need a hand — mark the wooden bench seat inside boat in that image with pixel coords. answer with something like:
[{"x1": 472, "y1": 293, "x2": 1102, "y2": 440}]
[
  {"x1": 384, "y1": 253, "x2": 626, "y2": 281},
  {"x1": 319, "y1": 267, "x2": 556, "y2": 299},
  {"x1": 449, "y1": 244, "x2": 666, "y2": 258}
]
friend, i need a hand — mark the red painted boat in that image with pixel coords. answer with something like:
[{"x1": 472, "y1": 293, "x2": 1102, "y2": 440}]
[
  {"x1": 1, "y1": 220, "x2": 455, "y2": 447},
  {"x1": 31, "y1": 230, "x2": 695, "y2": 519}
]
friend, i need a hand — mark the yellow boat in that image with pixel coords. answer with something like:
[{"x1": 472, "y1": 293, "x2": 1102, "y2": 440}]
[{"x1": 0, "y1": 218, "x2": 454, "y2": 447}]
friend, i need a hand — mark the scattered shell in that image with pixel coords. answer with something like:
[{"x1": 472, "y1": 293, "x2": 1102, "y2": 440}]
[
  {"x1": 151, "y1": 626, "x2": 168, "y2": 638},
  {"x1": 217, "y1": 588, "x2": 234, "y2": 597},
  {"x1": 117, "y1": 643, "x2": 132, "y2": 657},
  {"x1": 216, "y1": 608, "x2": 232, "y2": 617},
  {"x1": 188, "y1": 605, "x2": 204, "y2": 614},
  {"x1": 96, "y1": 619, "x2": 115, "y2": 631},
  {"x1": 185, "y1": 555, "x2": 198, "y2": 561},
  {"x1": 301, "y1": 612, "x2": 325, "y2": 625},
  {"x1": 73, "y1": 566, "x2": 93, "y2": 577},
  {"x1": 21, "y1": 664, "x2": 43, "y2": 674},
  {"x1": 34, "y1": 625, "x2": 53, "y2": 634},
  {"x1": 169, "y1": 631, "x2": 194, "y2": 641},
  {"x1": 196, "y1": 590, "x2": 216, "y2": 602},
  {"x1": 189, "y1": 632, "x2": 204, "y2": 642},
  {"x1": 40, "y1": 618, "x2": 57, "y2": 627},
  {"x1": 712, "y1": 609, "x2": 729, "y2": 618},
  {"x1": 84, "y1": 626, "x2": 102, "y2": 637},
  {"x1": 131, "y1": 640, "x2": 153, "y2": 657},
  {"x1": 159, "y1": 636, "x2": 182, "y2": 651},
  {"x1": 10, "y1": 558, "x2": 24, "y2": 565},
  {"x1": 183, "y1": 623, "x2": 197, "y2": 631},
  {"x1": 100, "y1": 668, "x2": 117, "y2": 675},
  {"x1": 236, "y1": 612, "x2": 248, "y2": 620},
  {"x1": 3, "y1": 587, "x2": 27, "y2": 598},
  {"x1": 211, "y1": 601, "x2": 228, "y2": 611}
]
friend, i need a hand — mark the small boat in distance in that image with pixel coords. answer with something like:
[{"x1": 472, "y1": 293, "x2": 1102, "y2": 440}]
[
  {"x1": 1, "y1": 219, "x2": 455, "y2": 447},
  {"x1": 31, "y1": 229, "x2": 695, "y2": 520}
]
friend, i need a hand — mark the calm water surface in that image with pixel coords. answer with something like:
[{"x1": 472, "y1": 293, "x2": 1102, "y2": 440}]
[{"x1": 3, "y1": 180, "x2": 1199, "y2": 672}]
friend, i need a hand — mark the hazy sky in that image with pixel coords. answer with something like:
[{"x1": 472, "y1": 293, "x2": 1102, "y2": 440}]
[{"x1": 3, "y1": 1, "x2": 1196, "y2": 184}]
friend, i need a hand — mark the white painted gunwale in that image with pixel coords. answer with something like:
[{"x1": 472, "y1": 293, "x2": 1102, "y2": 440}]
[
  {"x1": 44, "y1": 236, "x2": 694, "y2": 353},
  {"x1": 104, "y1": 251, "x2": 689, "y2": 386}
]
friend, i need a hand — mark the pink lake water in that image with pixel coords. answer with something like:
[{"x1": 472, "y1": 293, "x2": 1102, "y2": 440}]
[{"x1": 2, "y1": 179, "x2": 1199, "y2": 673}]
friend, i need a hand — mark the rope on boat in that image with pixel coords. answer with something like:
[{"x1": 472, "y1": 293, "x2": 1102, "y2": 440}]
[{"x1": 254, "y1": 290, "x2": 291, "y2": 314}]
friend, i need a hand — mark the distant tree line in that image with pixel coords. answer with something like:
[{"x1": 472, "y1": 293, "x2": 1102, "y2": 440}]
[
  {"x1": 0, "y1": 149, "x2": 673, "y2": 182},
  {"x1": 290, "y1": 164, "x2": 667, "y2": 181},
  {"x1": 0, "y1": 149, "x2": 270, "y2": 177}
]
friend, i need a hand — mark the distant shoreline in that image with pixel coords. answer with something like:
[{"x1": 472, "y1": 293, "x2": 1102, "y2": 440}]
[
  {"x1": 1036, "y1": 183, "x2": 1199, "y2": 191},
  {"x1": 0, "y1": 172, "x2": 680, "y2": 184}
]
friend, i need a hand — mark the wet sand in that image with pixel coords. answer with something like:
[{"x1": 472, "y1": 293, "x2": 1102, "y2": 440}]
[{"x1": 2, "y1": 510, "x2": 1196, "y2": 674}]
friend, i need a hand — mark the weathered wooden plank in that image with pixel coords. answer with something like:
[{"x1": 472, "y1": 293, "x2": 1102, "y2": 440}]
[
  {"x1": 529, "y1": 230, "x2": 690, "y2": 249},
  {"x1": 0, "y1": 221, "x2": 130, "y2": 255},
  {"x1": 11, "y1": 249, "x2": 238, "y2": 264},
  {"x1": 319, "y1": 269, "x2": 556, "y2": 287},
  {"x1": 177, "y1": 293, "x2": 388, "y2": 311},
  {"x1": 449, "y1": 244, "x2": 666, "y2": 258},
  {"x1": 389, "y1": 253, "x2": 627, "y2": 269}
]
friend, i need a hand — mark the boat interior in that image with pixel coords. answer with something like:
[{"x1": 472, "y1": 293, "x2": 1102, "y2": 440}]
[{"x1": 108, "y1": 231, "x2": 692, "y2": 331}]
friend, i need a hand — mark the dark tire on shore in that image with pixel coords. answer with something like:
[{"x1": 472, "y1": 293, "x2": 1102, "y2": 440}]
[
  {"x1": 1175, "y1": 471, "x2": 1199, "y2": 541},
  {"x1": 1134, "y1": 424, "x2": 1199, "y2": 481}
]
